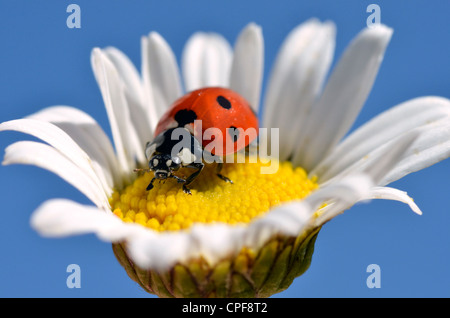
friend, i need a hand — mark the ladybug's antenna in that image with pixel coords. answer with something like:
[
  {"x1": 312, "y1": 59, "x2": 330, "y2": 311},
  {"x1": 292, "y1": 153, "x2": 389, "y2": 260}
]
[{"x1": 134, "y1": 168, "x2": 151, "y2": 173}]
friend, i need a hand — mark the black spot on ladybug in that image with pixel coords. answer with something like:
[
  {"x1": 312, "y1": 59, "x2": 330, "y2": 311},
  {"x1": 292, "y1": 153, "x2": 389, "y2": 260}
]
[
  {"x1": 228, "y1": 126, "x2": 239, "y2": 143},
  {"x1": 174, "y1": 109, "x2": 197, "y2": 127},
  {"x1": 217, "y1": 96, "x2": 232, "y2": 110}
]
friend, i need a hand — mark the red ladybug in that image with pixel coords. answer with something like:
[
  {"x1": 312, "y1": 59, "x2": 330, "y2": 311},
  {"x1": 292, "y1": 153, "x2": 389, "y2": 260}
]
[{"x1": 144, "y1": 87, "x2": 259, "y2": 194}]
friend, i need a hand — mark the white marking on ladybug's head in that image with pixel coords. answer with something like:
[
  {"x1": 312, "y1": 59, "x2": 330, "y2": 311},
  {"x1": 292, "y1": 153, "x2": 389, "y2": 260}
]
[
  {"x1": 166, "y1": 159, "x2": 172, "y2": 167},
  {"x1": 172, "y1": 156, "x2": 181, "y2": 165},
  {"x1": 153, "y1": 158, "x2": 159, "y2": 167}
]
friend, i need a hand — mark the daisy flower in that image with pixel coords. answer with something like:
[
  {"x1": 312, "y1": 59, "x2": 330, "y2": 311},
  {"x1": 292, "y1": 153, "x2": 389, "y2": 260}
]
[{"x1": 2, "y1": 19, "x2": 450, "y2": 298}]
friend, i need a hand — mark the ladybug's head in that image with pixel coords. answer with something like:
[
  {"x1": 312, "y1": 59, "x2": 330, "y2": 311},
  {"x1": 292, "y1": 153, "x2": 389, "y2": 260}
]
[{"x1": 148, "y1": 153, "x2": 182, "y2": 180}]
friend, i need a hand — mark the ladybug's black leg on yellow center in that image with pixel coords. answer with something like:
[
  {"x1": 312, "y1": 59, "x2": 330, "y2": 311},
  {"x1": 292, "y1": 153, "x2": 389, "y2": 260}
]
[
  {"x1": 182, "y1": 162, "x2": 204, "y2": 195},
  {"x1": 172, "y1": 175, "x2": 186, "y2": 183},
  {"x1": 216, "y1": 162, "x2": 233, "y2": 184},
  {"x1": 146, "y1": 177, "x2": 156, "y2": 191}
]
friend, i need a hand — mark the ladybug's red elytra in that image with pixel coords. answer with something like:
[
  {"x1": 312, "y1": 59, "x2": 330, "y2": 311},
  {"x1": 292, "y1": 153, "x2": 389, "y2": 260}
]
[{"x1": 143, "y1": 87, "x2": 259, "y2": 194}]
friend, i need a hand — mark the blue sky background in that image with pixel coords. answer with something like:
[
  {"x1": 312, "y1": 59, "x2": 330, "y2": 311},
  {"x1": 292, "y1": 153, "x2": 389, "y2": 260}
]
[{"x1": 0, "y1": 0, "x2": 449, "y2": 298}]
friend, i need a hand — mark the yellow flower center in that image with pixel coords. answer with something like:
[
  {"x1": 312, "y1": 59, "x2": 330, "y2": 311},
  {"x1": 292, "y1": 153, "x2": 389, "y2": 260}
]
[{"x1": 109, "y1": 157, "x2": 319, "y2": 231}]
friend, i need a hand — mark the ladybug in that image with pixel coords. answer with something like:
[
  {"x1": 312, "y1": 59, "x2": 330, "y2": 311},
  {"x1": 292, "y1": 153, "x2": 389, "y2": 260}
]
[{"x1": 144, "y1": 87, "x2": 258, "y2": 194}]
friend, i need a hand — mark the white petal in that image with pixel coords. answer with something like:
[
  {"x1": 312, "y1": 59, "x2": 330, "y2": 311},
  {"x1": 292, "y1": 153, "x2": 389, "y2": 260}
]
[
  {"x1": 27, "y1": 106, "x2": 120, "y2": 190},
  {"x1": 104, "y1": 47, "x2": 154, "y2": 148},
  {"x1": 30, "y1": 199, "x2": 145, "y2": 239},
  {"x1": 321, "y1": 129, "x2": 420, "y2": 188},
  {"x1": 0, "y1": 119, "x2": 88, "y2": 166},
  {"x1": 4, "y1": 142, "x2": 109, "y2": 209},
  {"x1": 188, "y1": 224, "x2": 246, "y2": 265},
  {"x1": 382, "y1": 117, "x2": 450, "y2": 185},
  {"x1": 313, "y1": 96, "x2": 450, "y2": 183},
  {"x1": 140, "y1": 36, "x2": 159, "y2": 131},
  {"x1": 367, "y1": 187, "x2": 422, "y2": 215},
  {"x1": 263, "y1": 18, "x2": 323, "y2": 128},
  {"x1": 292, "y1": 25, "x2": 393, "y2": 170},
  {"x1": 363, "y1": 131, "x2": 419, "y2": 184},
  {"x1": 310, "y1": 174, "x2": 376, "y2": 226},
  {"x1": 307, "y1": 173, "x2": 374, "y2": 208},
  {"x1": 128, "y1": 231, "x2": 192, "y2": 271},
  {"x1": 229, "y1": 23, "x2": 264, "y2": 113},
  {"x1": 182, "y1": 32, "x2": 232, "y2": 91},
  {"x1": 103, "y1": 47, "x2": 146, "y2": 105},
  {"x1": 142, "y1": 32, "x2": 182, "y2": 119},
  {"x1": 263, "y1": 20, "x2": 336, "y2": 160},
  {"x1": 91, "y1": 48, "x2": 144, "y2": 177},
  {"x1": 0, "y1": 118, "x2": 110, "y2": 194},
  {"x1": 248, "y1": 203, "x2": 311, "y2": 240},
  {"x1": 316, "y1": 184, "x2": 423, "y2": 227}
]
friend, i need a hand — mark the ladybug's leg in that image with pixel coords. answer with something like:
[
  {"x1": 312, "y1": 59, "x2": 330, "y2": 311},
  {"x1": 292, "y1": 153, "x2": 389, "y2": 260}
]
[
  {"x1": 216, "y1": 162, "x2": 233, "y2": 184},
  {"x1": 171, "y1": 175, "x2": 186, "y2": 183},
  {"x1": 182, "y1": 162, "x2": 204, "y2": 195},
  {"x1": 146, "y1": 177, "x2": 156, "y2": 191}
]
